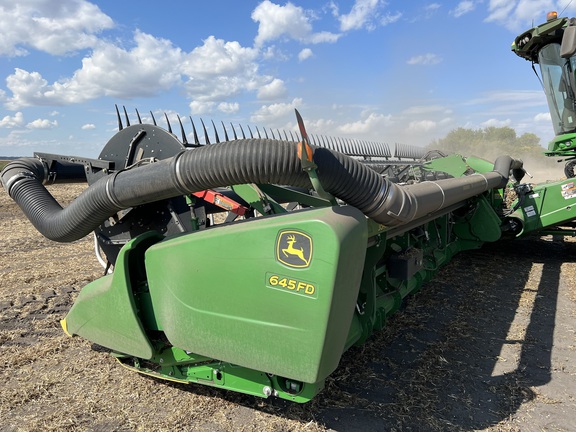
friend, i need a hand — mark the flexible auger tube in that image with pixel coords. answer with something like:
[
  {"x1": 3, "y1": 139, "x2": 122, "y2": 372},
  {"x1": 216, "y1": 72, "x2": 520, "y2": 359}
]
[{"x1": 1, "y1": 138, "x2": 523, "y2": 242}]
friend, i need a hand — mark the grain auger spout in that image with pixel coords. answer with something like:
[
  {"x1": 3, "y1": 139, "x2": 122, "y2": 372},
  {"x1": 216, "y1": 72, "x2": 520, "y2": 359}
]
[{"x1": 2, "y1": 108, "x2": 573, "y2": 403}]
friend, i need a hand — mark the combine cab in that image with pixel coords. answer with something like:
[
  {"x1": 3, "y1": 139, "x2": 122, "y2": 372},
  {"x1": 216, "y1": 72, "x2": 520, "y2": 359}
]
[{"x1": 512, "y1": 11, "x2": 576, "y2": 177}]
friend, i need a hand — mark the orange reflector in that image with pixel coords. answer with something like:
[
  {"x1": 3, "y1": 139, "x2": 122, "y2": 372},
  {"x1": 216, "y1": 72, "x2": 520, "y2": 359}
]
[{"x1": 547, "y1": 11, "x2": 558, "y2": 21}]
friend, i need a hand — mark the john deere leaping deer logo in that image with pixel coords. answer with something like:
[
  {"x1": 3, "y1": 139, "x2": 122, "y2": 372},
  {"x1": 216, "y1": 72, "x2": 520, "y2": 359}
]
[{"x1": 276, "y1": 230, "x2": 313, "y2": 268}]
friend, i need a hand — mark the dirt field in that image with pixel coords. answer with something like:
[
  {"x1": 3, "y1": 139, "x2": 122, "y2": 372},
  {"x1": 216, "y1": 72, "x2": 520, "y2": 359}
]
[{"x1": 1, "y1": 184, "x2": 575, "y2": 432}]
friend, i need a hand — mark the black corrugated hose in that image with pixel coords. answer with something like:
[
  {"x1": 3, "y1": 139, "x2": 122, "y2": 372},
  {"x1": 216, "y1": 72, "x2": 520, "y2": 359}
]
[{"x1": 1, "y1": 137, "x2": 523, "y2": 243}]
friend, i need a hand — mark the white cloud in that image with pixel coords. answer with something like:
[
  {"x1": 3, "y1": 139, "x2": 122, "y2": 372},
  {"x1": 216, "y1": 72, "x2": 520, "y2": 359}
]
[
  {"x1": 408, "y1": 119, "x2": 437, "y2": 132},
  {"x1": 452, "y1": 1, "x2": 476, "y2": 17},
  {"x1": 189, "y1": 100, "x2": 215, "y2": 115},
  {"x1": 306, "y1": 117, "x2": 337, "y2": 134},
  {"x1": 411, "y1": 2, "x2": 441, "y2": 21},
  {"x1": 218, "y1": 102, "x2": 240, "y2": 114},
  {"x1": 407, "y1": 53, "x2": 443, "y2": 65},
  {"x1": 3, "y1": 31, "x2": 274, "y2": 110},
  {"x1": 5, "y1": 69, "x2": 49, "y2": 109},
  {"x1": 381, "y1": 12, "x2": 402, "y2": 26},
  {"x1": 0, "y1": 130, "x2": 36, "y2": 151},
  {"x1": 0, "y1": 112, "x2": 25, "y2": 128},
  {"x1": 2, "y1": 7, "x2": 291, "y2": 115},
  {"x1": 485, "y1": 0, "x2": 574, "y2": 30},
  {"x1": 182, "y1": 36, "x2": 257, "y2": 78},
  {"x1": 252, "y1": 0, "x2": 340, "y2": 46},
  {"x1": 5, "y1": 30, "x2": 184, "y2": 108},
  {"x1": 257, "y1": 78, "x2": 287, "y2": 100},
  {"x1": 403, "y1": 105, "x2": 452, "y2": 115},
  {"x1": 332, "y1": 0, "x2": 400, "y2": 30},
  {"x1": 339, "y1": 0, "x2": 381, "y2": 31},
  {"x1": 250, "y1": 98, "x2": 303, "y2": 124},
  {"x1": 534, "y1": 112, "x2": 551, "y2": 122},
  {"x1": 72, "y1": 30, "x2": 183, "y2": 98},
  {"x1": 464, "y1": 90, "x2": 546, "y2": 106},
  {"x1": 0, "y1": 0, "x2": 114, "y2": 57},
  {"x1": 486, "y1": 0, "x2": 514, "y2": 22},
  {"x1": 261, "y1": 45, "x2": 290, "y2": 61},
  {"x1": 298, "y1": 48, "x2": 314, "y2": 62},
  {"x1": 308, "y1": 32, "x2": 341, "y2": 44},
  {"x1": 338, "y1": 112, "x2": 395, "y2": 134},
  {"x1": 81, "y1": 123, "x2": 96, "y2": 130},
  {"x1": 481, "y1": 118, "x2": 512, "y2": 128},
  {"x1": 181, "y1": 36, "x2": 266, "y2": 102},
  {"x1": 27, "y1": 118, "x2": 58, "y2": 129}
]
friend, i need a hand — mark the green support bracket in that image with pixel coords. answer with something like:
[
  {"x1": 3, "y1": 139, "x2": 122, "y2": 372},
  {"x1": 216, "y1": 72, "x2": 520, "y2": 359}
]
[
  {"x1": 299, "y1": 140, "x2": 337, "y2": 205},
  {"x1": 231, "y1": 184, "x2": 285, "y2": 215},
  {"x1": 258, "y1": 184, "x2": 333, "y2": 208}
]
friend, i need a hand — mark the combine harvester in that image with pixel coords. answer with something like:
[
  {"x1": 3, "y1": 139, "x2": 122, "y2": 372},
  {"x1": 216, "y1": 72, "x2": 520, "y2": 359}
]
[{"x1": 1, "y1": 11, "x2": 575, "y2": 402}]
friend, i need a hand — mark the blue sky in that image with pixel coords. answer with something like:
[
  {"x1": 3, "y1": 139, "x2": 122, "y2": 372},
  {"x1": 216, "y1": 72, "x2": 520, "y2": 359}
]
[{"x1": 1, "y1": 0, "x2": 575, "y2": 158}]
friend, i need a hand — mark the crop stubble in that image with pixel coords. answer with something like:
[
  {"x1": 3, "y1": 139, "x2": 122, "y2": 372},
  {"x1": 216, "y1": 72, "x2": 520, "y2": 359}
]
[{"x1": 0, "y1": 184, "x2": 575, "y2": 431}]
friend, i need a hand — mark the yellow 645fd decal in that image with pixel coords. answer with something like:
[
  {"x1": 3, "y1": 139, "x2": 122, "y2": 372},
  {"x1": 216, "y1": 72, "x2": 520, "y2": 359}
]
[{"x1": 266, "y1": 273, "x2": 317, "y2": 298}]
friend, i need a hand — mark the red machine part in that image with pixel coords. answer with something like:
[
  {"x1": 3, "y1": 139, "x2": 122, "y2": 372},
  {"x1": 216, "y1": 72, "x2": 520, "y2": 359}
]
[{"x1": 192, "y1": 190, "x2": 249, "y2": 216}]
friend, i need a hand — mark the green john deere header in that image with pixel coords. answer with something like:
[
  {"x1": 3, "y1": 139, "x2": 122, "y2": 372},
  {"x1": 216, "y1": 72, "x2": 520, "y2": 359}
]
[{"x1": 2, "y1": 83, "x2": 576, "y2": 402}]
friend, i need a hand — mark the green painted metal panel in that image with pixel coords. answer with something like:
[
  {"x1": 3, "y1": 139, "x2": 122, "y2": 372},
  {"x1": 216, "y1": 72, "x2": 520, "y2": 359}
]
[
  {"x1": 423, "y1": 154, "x2": 468, "y2": 177},
  {"x1": 62, "y1": 232, "x2": 162, "y2": 359},
  {"x1": 453, "y1": 196, "x2": 502, "y2": 243},
  {"x1": 545, "y1": 132, "x2": 576, "y2": 155},
  {"x1": 464, "y1": 156, "x2": 495, "y2": 174},
  {"x1": 422, "y1": 154, "x2": 495, "y2": 178},
  {"x1": 515, "y1": 178, "x2": 576, "y2": 235},
  {"x1": 145, "y1": 206, "x2": 367, "y2": 384}
]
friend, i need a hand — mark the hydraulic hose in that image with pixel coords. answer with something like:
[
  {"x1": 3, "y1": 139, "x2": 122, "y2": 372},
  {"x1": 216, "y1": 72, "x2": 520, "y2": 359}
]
[{"x1": 1, "y1": 136, "x2": 523, "y2": 243}]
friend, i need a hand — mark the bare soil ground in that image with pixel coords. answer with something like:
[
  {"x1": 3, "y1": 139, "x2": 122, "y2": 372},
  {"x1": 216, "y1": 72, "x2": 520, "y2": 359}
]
[{"x1": 1, "y1": 184, "x2": 575, "y2": 432}]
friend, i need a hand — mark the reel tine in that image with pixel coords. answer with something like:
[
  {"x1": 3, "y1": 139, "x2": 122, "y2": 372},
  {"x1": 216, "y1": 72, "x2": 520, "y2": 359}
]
[
  {"x1": 350, "y1": 139, "x2": 358, "y2": 156},
  {"x1": 221, "y1": 121, "x2": 230, "y2": 141},
  {"x1": 348, "y1": 139, "x2": 355, "y2": 155},
  {"x1": 189, "y1": 117, "x2": 200, "y2": 145},
  {"x1": 359, "y1": 139, "x2": 366, "y2": 156},
  {"x1": 150, "y1": 111, "x2": 157, "y2": 126},
  {"x1": 200, "y1": 119, "x2": 210, "y2": 144},
  {"x1": 211, "y1": 120, "x2": 220, "y2": 143},
  {"x1": 368, "y1": 141, "x2": 375, "y2": 157},
  {"x1": 115, "y1": 104, "x2": 123, "y2": 131},
  {"x1": 230, "y1": 122, "x2": 238, "y2": 140},
  {"x1": 135, "y1": 108, "x2": 142, "y2": 124},
  {"x1": 328, "y1": 136, "x2": 336, "y2": 150},
  {"x1": 283, "y1": 130, "x2": 289, "y2": 141},
  {"x1": 164, "y1": 113, "x2": 172, "y2": 133},
  {"x1": 177, "y1": 115, "x2": 188, "y2": 145},
  {"x1": 255, "y1": 126, "x2": 262, "y2": 139},
  {"x1": 384, "y1": 143, "x2": 392, "y2": 158},
  {"x1": 123, "y1": 106, "x2": 130, "y2": 127},
  {"x1": 349, "y1": 138, "x2": 362, "y2": 156},
  {"x1": 247, "y1": 125, "x2": 254, "y2": 139},
  {"x1": 239, "y1": 124, "x2": 246, "y2": 139}
]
